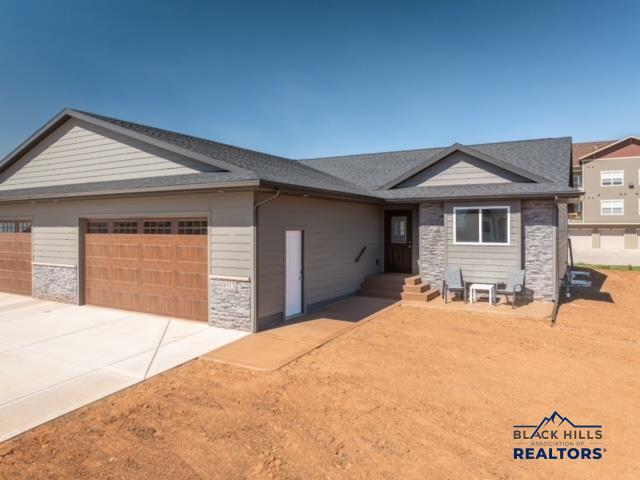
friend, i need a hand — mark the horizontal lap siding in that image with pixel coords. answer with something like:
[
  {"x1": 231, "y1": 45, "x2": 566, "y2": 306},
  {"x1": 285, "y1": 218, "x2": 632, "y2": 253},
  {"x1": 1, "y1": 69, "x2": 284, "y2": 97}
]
[
  {"x1": 209, "y1": 194, "x2": 254, "y2": 278},
  {"x1": 258, "y1": 195, "x2": 382, "y2": 323},
  {"x1": 0, "y1": 192, "x2": 254, "y2": 279},
  {"x1": 0, "y1": 119, "x2": 213, "y2": 191},
  {"x1": 445, "y1": 200, "x2": 521, "y2": 284},
  {"x1": 399, "y1": 151, "x2": 526, "y2": 187}
]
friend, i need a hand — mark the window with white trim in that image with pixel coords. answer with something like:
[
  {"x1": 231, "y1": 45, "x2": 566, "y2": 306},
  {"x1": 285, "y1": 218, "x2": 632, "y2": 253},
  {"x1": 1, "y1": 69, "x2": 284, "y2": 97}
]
[
  {"x1": 454, "y1": 207, "x2": 510, "y2": 245},
  {"x1": 601, "y1": 199, "x2": 624, "y2": 216},
  {"x1": 601, "y1": 170, "x2": 624, "y2": 187}
]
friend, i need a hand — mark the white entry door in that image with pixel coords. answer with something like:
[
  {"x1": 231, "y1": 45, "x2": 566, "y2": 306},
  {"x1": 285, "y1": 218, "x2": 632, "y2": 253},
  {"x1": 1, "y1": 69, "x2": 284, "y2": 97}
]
[{"x1": 285, "y1": 230, "x2": 303, "y2": 318}]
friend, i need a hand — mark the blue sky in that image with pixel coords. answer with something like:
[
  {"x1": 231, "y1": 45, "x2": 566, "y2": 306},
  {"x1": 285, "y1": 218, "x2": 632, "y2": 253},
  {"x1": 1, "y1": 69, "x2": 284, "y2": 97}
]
[{"x1": 0, "y1": 0, "x2": 638, "y2": 159}]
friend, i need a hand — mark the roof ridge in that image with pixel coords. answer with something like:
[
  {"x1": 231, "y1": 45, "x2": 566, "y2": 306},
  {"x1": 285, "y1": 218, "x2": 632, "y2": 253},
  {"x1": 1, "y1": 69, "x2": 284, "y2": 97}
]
[
  {"x1": 71, "y1": 109, "x2": 370, "y2": 193},
  {"x1": 69, "y1": 109, "x2": 292, "y2": 162},
  {"x1": 573, "y1": 139, "x2": 616, "y2": 145},
  {"x1": 301, "y1": 136, "x2": 572, "y2": 162}
]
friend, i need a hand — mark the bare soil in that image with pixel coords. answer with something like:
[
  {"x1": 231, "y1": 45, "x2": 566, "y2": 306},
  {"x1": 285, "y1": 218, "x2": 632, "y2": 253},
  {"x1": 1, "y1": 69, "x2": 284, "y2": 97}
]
[{"x1": 0, "y1": 269, "x2": 638, "y2": 479}]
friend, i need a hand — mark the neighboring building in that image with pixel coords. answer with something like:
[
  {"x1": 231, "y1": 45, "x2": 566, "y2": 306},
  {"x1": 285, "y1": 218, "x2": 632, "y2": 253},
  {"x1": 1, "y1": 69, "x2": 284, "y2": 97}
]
[
  {"x1": 570, "y1": 137, "x2": 640, "y2": 253},
  {"x1": 0, "y1": 109, "x2": 577, "y2": 332}
]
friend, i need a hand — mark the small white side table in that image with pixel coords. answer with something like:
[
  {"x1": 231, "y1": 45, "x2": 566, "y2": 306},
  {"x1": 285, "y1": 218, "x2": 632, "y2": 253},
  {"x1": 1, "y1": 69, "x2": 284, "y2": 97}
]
[{"x1": 469, "y1": 283, "x2": 496, "y2": 305}]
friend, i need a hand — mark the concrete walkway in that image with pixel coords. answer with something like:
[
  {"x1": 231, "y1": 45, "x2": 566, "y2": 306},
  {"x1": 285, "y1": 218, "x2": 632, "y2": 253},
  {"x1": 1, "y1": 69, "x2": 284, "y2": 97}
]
[
  {"x1": 203, "y1": 296, "x2": 397, "y2": 370},
  {"x1": 0, "y1": 293, "x2": 248, "y2": 443}
]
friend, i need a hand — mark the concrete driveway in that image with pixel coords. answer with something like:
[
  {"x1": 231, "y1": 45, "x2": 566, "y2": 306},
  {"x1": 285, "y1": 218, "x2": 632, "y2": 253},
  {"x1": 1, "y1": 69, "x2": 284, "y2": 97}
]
[{"x1": 0, "y1": 293, "x2": 248, "y2": 443}]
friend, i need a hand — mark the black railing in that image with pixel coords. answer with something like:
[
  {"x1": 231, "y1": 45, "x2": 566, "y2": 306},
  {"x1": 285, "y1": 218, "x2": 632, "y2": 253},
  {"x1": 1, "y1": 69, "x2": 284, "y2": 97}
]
[{"x1": 354, "y1": 246, "x2": 367, "y2": 263}]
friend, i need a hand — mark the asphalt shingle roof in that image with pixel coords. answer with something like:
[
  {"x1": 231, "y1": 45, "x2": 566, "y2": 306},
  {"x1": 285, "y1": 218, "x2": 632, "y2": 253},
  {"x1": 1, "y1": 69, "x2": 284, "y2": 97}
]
[
  {"x1": 572, "y1": 140, "x2": 616, "y2": 166},
  {"x1": 299, "y1": 137, "x2": 573, "y2": 190},
  {"x1": 75, "y1": 110, "x2": 371, "y2": 197},
  {"x1": 0, "y1": 109, "x2": 577, "y2": 202}
]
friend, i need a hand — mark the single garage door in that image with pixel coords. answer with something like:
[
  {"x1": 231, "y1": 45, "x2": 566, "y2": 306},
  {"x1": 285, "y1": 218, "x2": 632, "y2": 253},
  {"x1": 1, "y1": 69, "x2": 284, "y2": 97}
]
[
  {"x1": 569, "y1": 229, "x2": 593, "y2": 250},
  {"x1": 0, "y1": 220, "x2": 32, "y2": 295},
  {"x1": 84, "y1": 218, "x2": 208, "y2": 321},
  {"x1": 600, "y1": 229, "x2": 625, "y2": 250}
]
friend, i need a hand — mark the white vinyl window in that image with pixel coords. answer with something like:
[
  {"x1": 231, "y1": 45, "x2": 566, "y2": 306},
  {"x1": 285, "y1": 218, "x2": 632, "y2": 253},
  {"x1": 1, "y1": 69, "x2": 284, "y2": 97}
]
[
  {"x1": 453, "y1": 206, "x2": 510, "y2": 245},
  {"x1": 601, "y1": 170, "x2": 624, "y2": 187},
  {"x1": 601, "y1": 199, "x2": 624, "y2": 216}
]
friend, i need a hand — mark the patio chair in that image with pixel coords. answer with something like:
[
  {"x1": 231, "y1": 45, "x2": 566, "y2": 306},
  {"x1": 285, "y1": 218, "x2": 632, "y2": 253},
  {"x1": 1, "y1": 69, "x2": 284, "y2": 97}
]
[
  {"x1": 496, "y1": 270, "x2": 525, "y2": 309},
  {"x1": 442, "y1": 266, "x2": 465, "y2": 303}
]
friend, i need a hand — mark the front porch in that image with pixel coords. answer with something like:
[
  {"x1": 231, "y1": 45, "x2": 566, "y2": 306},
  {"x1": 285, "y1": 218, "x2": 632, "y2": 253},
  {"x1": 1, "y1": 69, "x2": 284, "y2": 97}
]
[
  {"x1": 402, "y1": 294, "x2": 553, "y2": 319},
  {"x1": 357, "y1": 273, "x2": 553, "y2": 319}
]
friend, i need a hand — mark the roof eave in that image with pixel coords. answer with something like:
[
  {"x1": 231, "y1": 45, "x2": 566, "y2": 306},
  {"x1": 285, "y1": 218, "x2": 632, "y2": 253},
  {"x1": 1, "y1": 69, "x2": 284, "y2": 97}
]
[
  {"x1": 0, "y1": 179, "x2": 261, "y2": 203},
  {"x1": 258, "y1": 180, "x2": 382, "y2": 203},
  {"x1": 383, "y1": 190, "x2": 581, "y2": 203}
]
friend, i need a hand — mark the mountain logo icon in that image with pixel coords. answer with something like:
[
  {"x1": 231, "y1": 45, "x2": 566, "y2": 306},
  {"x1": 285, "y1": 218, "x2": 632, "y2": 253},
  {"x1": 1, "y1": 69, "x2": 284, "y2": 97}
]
[{"x1": 514, "y1": 411, "x2": 602, "y2": 433}]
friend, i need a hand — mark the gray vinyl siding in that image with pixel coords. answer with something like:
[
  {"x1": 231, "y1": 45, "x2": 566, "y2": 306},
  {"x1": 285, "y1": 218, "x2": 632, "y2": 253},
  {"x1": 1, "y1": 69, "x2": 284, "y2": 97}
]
[
  {"x1": 257, "y1": 194, "x2": 382, "y2": 327},
  {"x1": 445, "y1": 200, "x2": 521, "y2": 284},
  {"x1": 0, "y1": 191, "x2": 254, "y2": 278},
  {"x1": 0, "y1": 118, "x2": 219, "y2": 191},
  {"x1": 398, "y1": 151, "x2": 528, "y2": 188},
  {"x1": 557, "y1": 202, "x2": 569, "y2": 282}
]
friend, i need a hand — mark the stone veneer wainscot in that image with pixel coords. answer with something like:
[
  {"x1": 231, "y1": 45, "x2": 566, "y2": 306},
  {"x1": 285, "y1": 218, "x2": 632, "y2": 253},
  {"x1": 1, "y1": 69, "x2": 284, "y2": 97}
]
[
  {"x1": 522, "y1": 200, "x2": 555, "y2": 300},
  {"x1": 32, "y1": 264, "x2": 79, "y2": 304},
  {"x1": 419, "y1": 203, "x2": 446, "y2": 289},
  {"x1": 209, "y1": 277, "x2": 252, "y2": 331}
]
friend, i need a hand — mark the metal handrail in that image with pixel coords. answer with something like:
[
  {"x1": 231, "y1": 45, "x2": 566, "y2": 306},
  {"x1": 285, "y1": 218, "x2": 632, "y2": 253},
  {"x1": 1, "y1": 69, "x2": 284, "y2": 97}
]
[{"x1": 354, "y1": 246, "x2": 367, "y2": 263}]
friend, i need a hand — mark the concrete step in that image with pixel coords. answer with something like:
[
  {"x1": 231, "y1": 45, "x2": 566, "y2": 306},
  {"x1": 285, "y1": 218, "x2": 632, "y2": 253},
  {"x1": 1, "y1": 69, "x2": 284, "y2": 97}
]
[
  {"x1": 358, "y1": 288, "x2": 402, "y2": 300},
  {"x1": 404, "y1": 275, "x2": 422, "y2": 286},
  {"x1": 402, "y1": 283, "x2": 431, "y2": 294},
  {"x1": 363, "y1": 273, "x2": 413, "y2": 285},
  {"x1": 401, "y1": 289, "x2": 440, "y2": 302},
  {"x1": 359, "y1": 281, "x2": 405, "y2": 293}
]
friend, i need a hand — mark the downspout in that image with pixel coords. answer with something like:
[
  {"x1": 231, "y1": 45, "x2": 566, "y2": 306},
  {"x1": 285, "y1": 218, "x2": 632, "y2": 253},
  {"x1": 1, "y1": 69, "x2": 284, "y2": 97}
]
[
  {"x1": 252, "y1": 189, "x2": 280, "y2": 332},
  {"x1": 551, "y1": 195, "x2": 562, "y2": 326},
  {"x1": 553, "y1": 195, "x2": 559, "y2": 302}
]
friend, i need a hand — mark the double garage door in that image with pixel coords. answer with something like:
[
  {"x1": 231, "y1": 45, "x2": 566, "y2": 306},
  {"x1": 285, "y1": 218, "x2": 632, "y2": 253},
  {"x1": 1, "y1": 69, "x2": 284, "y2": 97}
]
[
  {"x1": 0, "y1": 220, "x2": 32, "y2": 296},
  {"x1": 84, "y1": 218, "x2": 209, "y2": 321}
]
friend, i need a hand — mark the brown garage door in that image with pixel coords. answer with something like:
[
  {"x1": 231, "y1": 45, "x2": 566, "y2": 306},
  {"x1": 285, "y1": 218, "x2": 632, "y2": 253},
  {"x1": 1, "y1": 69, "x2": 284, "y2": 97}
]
[
  {"x1": 0, "y1": 220, "x2": 32, "y2": 296},
  {"x1": 84, "y1": 218, "x2": 208, "y2": 321}
]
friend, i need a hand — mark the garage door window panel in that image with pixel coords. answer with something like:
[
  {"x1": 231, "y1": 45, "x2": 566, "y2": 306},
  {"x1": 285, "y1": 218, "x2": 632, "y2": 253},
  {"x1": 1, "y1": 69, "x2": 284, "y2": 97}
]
[
  {"x1": 144, "y1": 221, "x2": 173, "y2": 234},
  {"x1": 0, "y1": 222, "x2": 17, "y2": 233},
  {"x1": 113, "y1": 222, "x2": 138, "y2": 234},
  {"x1": 178, "y1": 220, "x2": 207, "y2": 235},
  {"x1": 86, "y1": 222, "x2": 108, "y2": 234}
]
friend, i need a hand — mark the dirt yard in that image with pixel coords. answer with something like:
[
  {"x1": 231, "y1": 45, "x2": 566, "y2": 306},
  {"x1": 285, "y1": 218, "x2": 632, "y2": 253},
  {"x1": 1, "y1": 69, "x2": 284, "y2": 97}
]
[{"x1": 0, "y1": 269, "x2": 638, "y2": 479}]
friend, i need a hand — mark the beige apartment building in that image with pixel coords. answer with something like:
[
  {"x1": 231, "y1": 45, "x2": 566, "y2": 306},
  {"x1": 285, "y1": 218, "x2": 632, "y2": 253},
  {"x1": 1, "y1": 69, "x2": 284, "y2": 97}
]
[{"x1": 570, "y1": 137, "x2": 640, "y2": 252}]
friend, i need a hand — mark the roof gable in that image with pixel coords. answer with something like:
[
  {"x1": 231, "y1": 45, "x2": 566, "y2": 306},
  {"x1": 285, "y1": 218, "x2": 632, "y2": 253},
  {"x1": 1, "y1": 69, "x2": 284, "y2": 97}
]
[
  {"x1": 579, "y1": 136, "x2": 640, "y2": 162},
  {"x1": 379, "y1": 143, "x2": 549, "y2": 189},
  {"x1": 0, "y1": 118, "x2": 223, "y2": 192},
  {"x1": 0, "y1": 109, "x2": 248, "y2": 178},
  {"x1": 394, "y1": 150, "x2": 531, "y2": 188}
]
